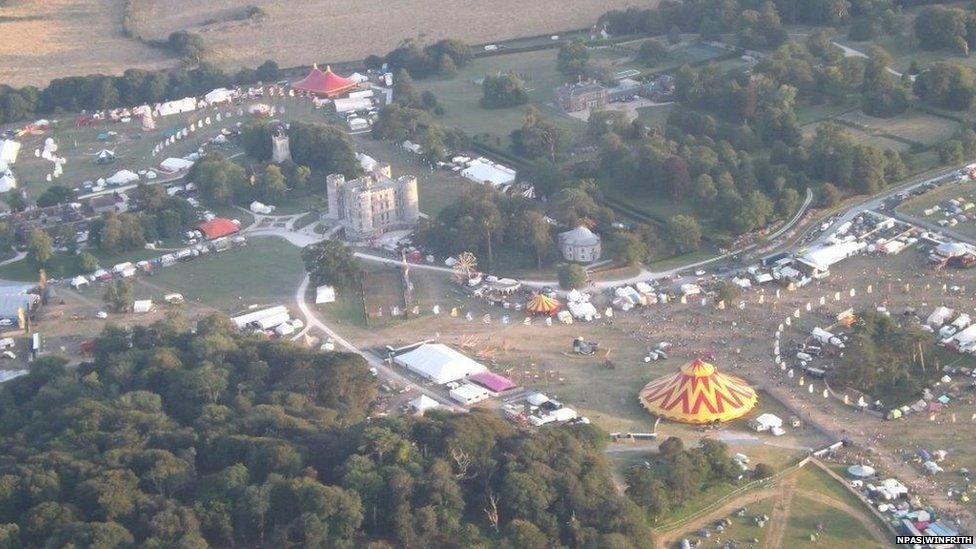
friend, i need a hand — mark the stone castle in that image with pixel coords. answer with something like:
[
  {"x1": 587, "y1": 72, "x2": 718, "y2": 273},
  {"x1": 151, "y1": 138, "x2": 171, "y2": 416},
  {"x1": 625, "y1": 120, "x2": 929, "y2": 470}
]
[{"x1": 325, "y1": 154, "x2": 420, "y2": 240}]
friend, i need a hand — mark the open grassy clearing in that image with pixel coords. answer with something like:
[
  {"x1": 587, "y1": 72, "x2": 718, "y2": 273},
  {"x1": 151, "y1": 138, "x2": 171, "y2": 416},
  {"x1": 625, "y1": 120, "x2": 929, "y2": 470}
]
[
  {"x1": 0, "y1": 0, "x2": 173, "y2": 87},
  {"x1": 635, "y1": 104, "x2": 675, "y2": 128},
  {"x1": 126, "y1": 236, "x2": 304, "y2": 313},
  {"x1": 794, "y1": 465, "x2": 870, "y2": 513},
  {"x1": 13, "y1": 110, "x2": 237, "y2": 199},
  {"x1": 671, "y1": 498, "x2": 776, "y2": 546},
  {"x1": 897, "y1": 177, "x2": 976, "y2": 239},
  {"x1": 588, "y1": 40, "x2": 731, "y2": 77},
  {"x1": 838, "y1": 110, "x2": 960, "y2": 147},
  {"x1": 128, "y1": 0, "x2": 652, "y2": 74},
  {"x1": 0, "y1": 247, "x2": 165, "y2": 282},
  {"x1": 784, "y1": 495, "x2": 886, "y2": 548},
  {"x1": 795, "y1": 99, "x2": 859, "y2": 126},
  {"x1": 413, "y1": 48, "x2": 585, "y2": 142},
  {"x1": 802, "y1": 121, "x2": 912, "y2": 152}
]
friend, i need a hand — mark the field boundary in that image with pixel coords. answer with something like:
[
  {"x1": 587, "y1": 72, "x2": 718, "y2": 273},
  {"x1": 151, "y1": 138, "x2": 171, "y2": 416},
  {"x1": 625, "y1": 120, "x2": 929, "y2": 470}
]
[{"x1": 653, "y1": 456, "x2": 810, "y2": 533}]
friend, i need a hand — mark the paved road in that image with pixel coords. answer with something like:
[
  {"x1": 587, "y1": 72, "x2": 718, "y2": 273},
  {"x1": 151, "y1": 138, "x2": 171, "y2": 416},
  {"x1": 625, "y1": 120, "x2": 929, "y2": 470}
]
[
  {"x1": 293, "y1": 274, "x2": 465, "y2": 412},
  {"x1": 261, "y1": 186, "x2": 816, "y2": 291}
]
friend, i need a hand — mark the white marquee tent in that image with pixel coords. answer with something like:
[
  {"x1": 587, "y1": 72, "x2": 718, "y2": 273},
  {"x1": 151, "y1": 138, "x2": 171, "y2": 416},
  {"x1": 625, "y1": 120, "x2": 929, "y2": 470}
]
[
  {"x1": 106, "y1": 169, "x2": 139, "y2": 186},
  {"x1": 395, "y1": 343, "x2": 487, "y2": 384},
  {"x1": 159, "y1": 157, "x2": 195, "y2": 173}
]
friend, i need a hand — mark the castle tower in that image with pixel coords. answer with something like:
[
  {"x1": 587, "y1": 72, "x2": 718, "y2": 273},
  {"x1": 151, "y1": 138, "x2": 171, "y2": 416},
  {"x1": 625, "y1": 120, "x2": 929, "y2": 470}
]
[
  {"x1": 398, "y1": 176, "x2": 420, "y2": 223},
  {"x1": 325, "y1": 174, "x2": 345, "y2": 220},
  {"x1": 271, "y1": 128, "x2": 291, "y2": 164}
]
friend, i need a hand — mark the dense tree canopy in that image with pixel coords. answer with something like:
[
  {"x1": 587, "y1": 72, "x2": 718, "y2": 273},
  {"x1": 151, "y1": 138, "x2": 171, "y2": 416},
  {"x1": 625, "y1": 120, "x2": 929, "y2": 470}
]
[
  {"x1": 480, "y1": 73, "x2": 529, "y2": 109},
  {"x1": 0, "y1": 319, "x2": 653, "y2": 547},
  {"x1": 302, "y1": 239, "x2": 362, "y2": 289},
  {"x1": 831, "y1": 310, "x2": 938, "y2": 404}
]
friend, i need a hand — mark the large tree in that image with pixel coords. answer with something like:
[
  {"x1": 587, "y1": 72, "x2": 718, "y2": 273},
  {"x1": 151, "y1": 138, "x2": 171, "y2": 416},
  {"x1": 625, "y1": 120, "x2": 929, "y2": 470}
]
[{"x1": 302, "y1": 239, "x2": 362, "y2": 289}]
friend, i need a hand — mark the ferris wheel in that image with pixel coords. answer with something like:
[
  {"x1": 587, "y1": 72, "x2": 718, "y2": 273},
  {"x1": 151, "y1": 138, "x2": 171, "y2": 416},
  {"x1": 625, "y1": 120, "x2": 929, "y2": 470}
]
[{"x1": 452, "y1": 251, "x2": 478, "y2": 283}]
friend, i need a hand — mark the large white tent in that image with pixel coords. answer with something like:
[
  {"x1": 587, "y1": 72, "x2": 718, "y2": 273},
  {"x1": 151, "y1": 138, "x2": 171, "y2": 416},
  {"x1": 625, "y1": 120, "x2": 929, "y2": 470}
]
[
  {"x1": 395, "y1": 343, "x2": 487, "y2": 384},
  {"x1": 204, "y1": 88, "x2": 234, "y2": 105},
  {"x1": 159, "y1": 157, "x2": 195, "y2": 173},
  {"x1": 106, "y1": 169, "x2": 139, "y2": 186},
  {"x1": 0, "y1": 140, "x2": 21, "y2": 164},
  {"x1": 461, "y1": 158, "x2": 517, "y2": 187},
  {"x1": 156, "y1": 97, "x2": 197, "y2": 117}
]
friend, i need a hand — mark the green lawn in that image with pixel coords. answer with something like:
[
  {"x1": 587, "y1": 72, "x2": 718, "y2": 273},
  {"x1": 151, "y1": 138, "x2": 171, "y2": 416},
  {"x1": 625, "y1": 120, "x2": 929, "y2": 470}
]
[
  {"x1": 897, "y1": 178, "x2": 976, "y2": 240},
  {"x1": 0, "y1": 247, "x2": 164, "y2": 281},
  {"x1": 784, "y1": 495, "x2": 885, "y2": 549},
  {"x1": 635, "y1": 104, "x2": 674, "y2": 128},
  {"x1": 589, "y1": 40, "x2": 734, "y2": 78},
  {"x1": 136, "y1": 236, "x2": 304, "y2": 312},
  {"x1": 795, "y1": 99, "x2": 858, "y2": 126},
  {"x1": 15, "y1": 109, "x2": 236, "y2": 200},
  {"x1": 414, "y1": 49, "x2": 585, "y2": 143}
]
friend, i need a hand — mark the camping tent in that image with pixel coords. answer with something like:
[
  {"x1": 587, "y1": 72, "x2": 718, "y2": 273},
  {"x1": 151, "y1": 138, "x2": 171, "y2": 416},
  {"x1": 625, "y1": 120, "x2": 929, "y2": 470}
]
[
  {"x1": 106, "y1": 169, "x2": 139, "y2": 185},
  {"x1": 638, "y1": 358, "x2": 758, "y2": 424},
  {"x1": 394, "y1": 343, "x2": 487, "y2": 384},
  {"x1": 526, "y1": 293, "x2": 560, "y2": 315}
]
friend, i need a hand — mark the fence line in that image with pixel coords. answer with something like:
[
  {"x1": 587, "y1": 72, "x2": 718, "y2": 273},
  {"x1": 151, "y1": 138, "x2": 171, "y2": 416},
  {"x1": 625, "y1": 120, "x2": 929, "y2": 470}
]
[{"x1": 654, "y1": 456, "x2": 810, "y2": 532}]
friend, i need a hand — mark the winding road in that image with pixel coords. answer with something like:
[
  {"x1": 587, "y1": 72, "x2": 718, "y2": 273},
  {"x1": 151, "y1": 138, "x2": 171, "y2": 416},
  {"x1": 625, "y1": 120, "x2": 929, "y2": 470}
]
[{"x1": 293, "y1": 274, "x2": 465, "y2": 412}]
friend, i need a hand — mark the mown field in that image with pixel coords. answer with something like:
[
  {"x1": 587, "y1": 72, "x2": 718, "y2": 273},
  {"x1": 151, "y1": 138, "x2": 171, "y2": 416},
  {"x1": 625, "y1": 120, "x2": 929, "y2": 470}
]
[
  {"x1": 129, "y1": 0, "x2": 652, "y2": 75},
  {"x1": 413, "y1": 48, "x2": 585, "y2": 143},
  {"x1": 0, "y1": 0, "x2": 172, "y2": 87},
  {"x1": 130, "y1": 235, "x2": 305, "y2": 313}
]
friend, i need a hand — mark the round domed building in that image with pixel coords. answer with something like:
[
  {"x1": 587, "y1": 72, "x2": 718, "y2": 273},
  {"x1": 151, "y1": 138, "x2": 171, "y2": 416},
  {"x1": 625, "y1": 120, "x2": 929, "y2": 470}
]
[{"x1": 558, "y1": 226, "x2": 602, "y2": 263}]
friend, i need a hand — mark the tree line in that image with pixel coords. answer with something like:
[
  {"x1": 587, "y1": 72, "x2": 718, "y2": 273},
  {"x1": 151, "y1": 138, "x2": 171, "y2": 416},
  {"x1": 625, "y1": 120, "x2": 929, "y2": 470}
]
[
  {"x1": 0, "y1": 318, "x2": 655, "y2": 547},
  {"x1": 0, "y1": 60, "x2": 282, "y2": 125}
]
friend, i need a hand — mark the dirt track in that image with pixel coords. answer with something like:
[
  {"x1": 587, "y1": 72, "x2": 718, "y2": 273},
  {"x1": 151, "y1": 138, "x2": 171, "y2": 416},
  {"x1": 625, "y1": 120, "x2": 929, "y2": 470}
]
[{"x1": 655, "y1": 469, "x2": 890, "y2": 549}]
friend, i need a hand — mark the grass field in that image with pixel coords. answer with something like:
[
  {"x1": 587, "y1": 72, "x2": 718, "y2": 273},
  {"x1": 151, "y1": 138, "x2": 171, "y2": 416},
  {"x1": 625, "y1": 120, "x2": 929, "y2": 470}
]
[
  {"x1": 127, "y1": 0, "x2": 652, "y2": 76},
  {"x1": 672, "y1": 463, "x2": 887, "y2": 548},
  {"x1": 635, "y1": 104, "x2": 674, "y2": 128},
  {"x1": 802, "y1": 121, "x2": 913, "y2": 152},
  {"x1": 795, "y1": 99, "x2": 859, "y2": 126},
  {"x1": 784, "y1": 495, "x2": 886, "y2": 548},
  {"x1": 588, "y1": 40, "x2": 731, "y2": 77},
  {"x1": 0, "y1": 247, "x2": 164, "y2": 282},
  {"x1": 315, "y1": 263, "x2": 456, "y2": 330},
  {"x1": 132, "y1": 236, "x2": 304, "y2": 313},
  {"x1": 897, "y1": 178, "x2": 976, "y2": 239},
  {"x1": 0, "y1": 0, "x2": 173, "y2": 87},
  {"x1": 838, "y1": 110, "x2": 960, "y2": 147},
  {"x1": 413, "y1": 48, "x2": 585, "y2": 143},
  {"x1": 12, "y1": 106, "x2": 241, "y2": 199}
]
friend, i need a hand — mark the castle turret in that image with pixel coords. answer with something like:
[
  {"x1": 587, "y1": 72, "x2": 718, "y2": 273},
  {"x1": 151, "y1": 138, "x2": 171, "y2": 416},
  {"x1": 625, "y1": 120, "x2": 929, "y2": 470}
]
[
  {"x1": 271, "y1": 127, "x2": 291, "y2": 164},
  {"x1": 325, "y1": 174, "x2": 345, "y2": 220},
  {"x1": 398, "y1": 176, "x2": 420, "y2": 223}
]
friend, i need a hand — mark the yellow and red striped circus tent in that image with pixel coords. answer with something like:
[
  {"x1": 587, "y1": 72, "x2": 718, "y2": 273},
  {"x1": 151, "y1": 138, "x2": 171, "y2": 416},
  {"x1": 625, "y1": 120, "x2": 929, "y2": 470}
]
[
  {"x1": 638, "y1": 358, "x2": 758, "y2": 424},
  {"x1": 525, "y1": 293, "x2": 560, "y2": 315}
]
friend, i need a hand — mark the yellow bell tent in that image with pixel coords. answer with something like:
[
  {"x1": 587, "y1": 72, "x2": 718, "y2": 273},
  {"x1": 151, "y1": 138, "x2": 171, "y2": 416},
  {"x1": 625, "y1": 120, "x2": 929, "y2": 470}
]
[
  {"x1": 526, "y1": 293, "x2": 560, "y2": 316},
  {"x1": 638, "y1": 358, "x2": 758, "y2": 424}
]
